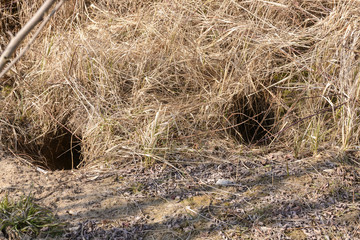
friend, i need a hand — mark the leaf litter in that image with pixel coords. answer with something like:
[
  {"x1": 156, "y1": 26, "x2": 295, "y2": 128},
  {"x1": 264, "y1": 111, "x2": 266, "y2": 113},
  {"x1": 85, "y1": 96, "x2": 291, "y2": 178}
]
[{"x1": 0, "y1": 148, "x2": 360, "y2": 239}]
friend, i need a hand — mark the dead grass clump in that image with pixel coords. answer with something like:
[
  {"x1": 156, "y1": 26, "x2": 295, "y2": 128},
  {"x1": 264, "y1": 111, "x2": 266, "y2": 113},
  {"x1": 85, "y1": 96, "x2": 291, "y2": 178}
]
[
  {"x1": 1, "y1": 0, "x2": 360, "y2": 169},
  {"x1": 0, "y1": 0, "x2": 21, "y2": 36}
]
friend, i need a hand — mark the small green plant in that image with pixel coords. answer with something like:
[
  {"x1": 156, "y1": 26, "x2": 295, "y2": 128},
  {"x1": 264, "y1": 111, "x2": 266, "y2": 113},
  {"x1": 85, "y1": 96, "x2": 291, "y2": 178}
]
[
  {"x1": 0, "y1": 193, "x2": 64, "y2": 239},
  {"x1": 131, "y1": 182, "x2": 144, "y2": 194}
]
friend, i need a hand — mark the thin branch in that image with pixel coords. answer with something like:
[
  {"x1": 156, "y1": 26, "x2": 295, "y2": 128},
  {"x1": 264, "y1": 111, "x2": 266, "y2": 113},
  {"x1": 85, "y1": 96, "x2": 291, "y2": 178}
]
[{"x1": 0, "y1": 0, "x2": 61, "y2": 75}]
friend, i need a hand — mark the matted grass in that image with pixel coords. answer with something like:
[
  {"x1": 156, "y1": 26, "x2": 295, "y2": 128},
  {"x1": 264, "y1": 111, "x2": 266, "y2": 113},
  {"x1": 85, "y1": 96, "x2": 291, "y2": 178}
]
[{"x1": 0, "y1": 0, "x2": 359, "y2": 169}]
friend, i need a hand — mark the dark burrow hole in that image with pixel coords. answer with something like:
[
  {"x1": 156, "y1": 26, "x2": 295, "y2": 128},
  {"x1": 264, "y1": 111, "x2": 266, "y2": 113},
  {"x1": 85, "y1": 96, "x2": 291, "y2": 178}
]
[
  {"x1": 18, "y1": 128, "x2": 83, "y2": 171},
  {"x1": 227, "y1": 93, "x2": 275, "y2": 145}
]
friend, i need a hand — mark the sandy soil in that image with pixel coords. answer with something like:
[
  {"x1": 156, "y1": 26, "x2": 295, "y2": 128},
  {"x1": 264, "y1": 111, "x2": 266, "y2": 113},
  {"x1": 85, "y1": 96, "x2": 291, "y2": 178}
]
[{"x1": 1, "y1": 149, "x2": 360, "y2": 239}]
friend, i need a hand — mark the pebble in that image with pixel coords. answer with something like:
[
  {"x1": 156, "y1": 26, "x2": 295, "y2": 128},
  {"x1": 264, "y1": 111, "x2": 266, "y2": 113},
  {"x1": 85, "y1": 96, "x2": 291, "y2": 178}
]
[{"x1": 215, "y1": 179, "x2": 235, "y2": 186}]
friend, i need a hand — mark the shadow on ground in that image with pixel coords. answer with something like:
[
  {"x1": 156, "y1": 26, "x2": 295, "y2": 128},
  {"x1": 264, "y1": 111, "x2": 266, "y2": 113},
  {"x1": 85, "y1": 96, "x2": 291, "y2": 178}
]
[{"x1": 36, "y1": 150, "x2": 360, "y2": 239}]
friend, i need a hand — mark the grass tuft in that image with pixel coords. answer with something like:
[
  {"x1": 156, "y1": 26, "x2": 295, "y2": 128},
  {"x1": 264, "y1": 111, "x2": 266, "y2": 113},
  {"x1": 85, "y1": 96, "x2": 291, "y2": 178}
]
[{"x1": 0, "y1": 193, "x2": 64, "y2": 239}]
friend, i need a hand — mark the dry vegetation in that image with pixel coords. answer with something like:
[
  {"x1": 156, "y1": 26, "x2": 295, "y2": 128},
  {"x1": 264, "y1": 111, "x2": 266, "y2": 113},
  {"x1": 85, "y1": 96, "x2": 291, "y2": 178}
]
[
  {"x1": 1, "y1": 1, "x2": 360, "y2": 239},
  {"x1": 1, "y1": 0, "x2": 359, "y2": 169}
]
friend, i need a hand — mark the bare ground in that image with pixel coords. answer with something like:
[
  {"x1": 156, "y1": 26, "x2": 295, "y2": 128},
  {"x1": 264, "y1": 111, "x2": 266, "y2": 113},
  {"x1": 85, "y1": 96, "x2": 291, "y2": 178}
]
[{"x1": 1, "y1": 148, "x2": 360, "y2": 239}]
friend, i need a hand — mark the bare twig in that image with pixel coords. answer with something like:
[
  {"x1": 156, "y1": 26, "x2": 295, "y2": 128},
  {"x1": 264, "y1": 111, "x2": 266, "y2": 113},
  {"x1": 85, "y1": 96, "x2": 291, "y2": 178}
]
[{"x1": 0, "y1": 0, "x2": 62, "y2": 76}]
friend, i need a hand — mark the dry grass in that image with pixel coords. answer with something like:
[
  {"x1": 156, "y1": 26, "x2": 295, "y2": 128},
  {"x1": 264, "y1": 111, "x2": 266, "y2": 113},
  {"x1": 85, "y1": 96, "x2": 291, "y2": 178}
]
[{"x1": 0, "y1": 0, "x2": 359, "y2": 169}]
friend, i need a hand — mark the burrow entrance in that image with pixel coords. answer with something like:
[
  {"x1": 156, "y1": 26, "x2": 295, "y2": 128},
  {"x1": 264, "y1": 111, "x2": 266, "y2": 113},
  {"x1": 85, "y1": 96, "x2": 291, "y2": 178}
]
[
  {"x1": 18, "y1": 127, "x2": 83, "y2": 171},
  {"x1": 227, "y1": 93, "x2": 275, "y2": 145}
]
